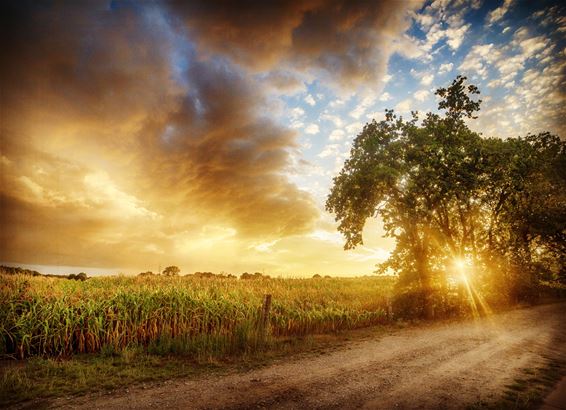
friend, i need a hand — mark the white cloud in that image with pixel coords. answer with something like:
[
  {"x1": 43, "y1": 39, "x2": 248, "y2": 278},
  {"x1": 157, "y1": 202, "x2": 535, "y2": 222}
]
[
  {"x1": 318, "y1": 144, "x2": 341, "y2": 158},
  {"x1": 414, "y1": 90, "x2": 430, "y2": 102},
  {"x1": 290, "y1": 107, "x2": 305, "y2": 120},
  {"x1": 475, "y1": 59, "x2": 566, "y2": 139},
  {"x1": 421, "y1": 73, "x2": 434, "y2": 86},
  {"x1": 365, "y1": 111, "x2": 384, "y2": 121},
  {"x1": 290, "y1": 120, "x2": 304, "y2": 129},
  {"x1": 321, "y1": 113, "x2": 344, "y2": 128},
  {"x1": 305, "y1": 124, "x2": 320, "y2": 135},
  {"x1": 395, "y1": 99, "x2": 412, "y2": 112},
  {"x1": 329, "y1": 129, "x2": 345, "y2": 141},
  {"x1": 394, "y1": 34, "x2": 428, "y2": 60},
  {"x1": 304, "y1": 94, "x2": 316, "y2": 106},
  {"x1": 329, "y1": 99, "x2": 345, "y2": 108},
  {"x1": 518, "y1": 36, "x2": 547, "y2": 58},
  {"x1": 349, "y1": 95, "x2": 377, "y2": 119},
  {"x1": 438, "y1": 63, "x2": 453, "y2": 74},
  {"x1": 379, "y1": 92, "x2": 392, "y2": 101},
  {"x1": 345, "y1": 122, "x2": 363, "y2": 134},
  {"x1": 487, "y1": 0, "x2": 515, "y2": 24},
  {"x1": 459, "y1": 44, "x2": 497, "y2": 79},
  {"x1": 513, "y1": 27, "x2": 530, "y2": 40},
  {"x1": 414, "y1": 2, "x2": 472, "y2": 54},
  {"x1": 445, "y1": 24, "x2": 471, "y2": 50}
]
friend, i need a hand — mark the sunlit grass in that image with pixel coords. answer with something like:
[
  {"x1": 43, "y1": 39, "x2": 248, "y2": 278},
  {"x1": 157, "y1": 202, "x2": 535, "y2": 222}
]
[{"x1": 0, "y1": 274, "x2": 395, "y2": 359}]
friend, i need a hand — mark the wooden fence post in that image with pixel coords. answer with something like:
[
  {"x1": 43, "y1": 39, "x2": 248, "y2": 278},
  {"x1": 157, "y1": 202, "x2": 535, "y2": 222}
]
[{"x1": 260, "y1": 294, "x2": 272, "y2": 336}]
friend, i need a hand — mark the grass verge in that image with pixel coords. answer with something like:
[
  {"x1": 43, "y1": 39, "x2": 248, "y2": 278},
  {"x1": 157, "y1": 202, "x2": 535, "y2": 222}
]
[
  {"x1": 468, "y1": 356, "x2": 566, "y2": 409},
  {"x1": 1, "y1": 325, "x2": 391, "y2": 408}
]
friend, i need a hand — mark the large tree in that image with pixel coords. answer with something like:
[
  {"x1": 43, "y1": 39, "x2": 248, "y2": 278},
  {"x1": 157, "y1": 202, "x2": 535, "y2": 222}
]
[{"x1": 326, "y1": 76, "x2": 565, "y2": 313}]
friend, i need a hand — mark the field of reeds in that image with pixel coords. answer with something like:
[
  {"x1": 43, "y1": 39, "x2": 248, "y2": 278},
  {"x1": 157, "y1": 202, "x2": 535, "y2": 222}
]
[{"x1": 0, "y1": 274, "x2": 395, "y2": 360}]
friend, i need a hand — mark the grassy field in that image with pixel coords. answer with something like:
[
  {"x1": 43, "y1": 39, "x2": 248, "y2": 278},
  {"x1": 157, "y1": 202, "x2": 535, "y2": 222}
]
[
  {"x1": 0, "y1": 274, "x2": 395, "y2": 360},
  {"x1": 0, "y1": 274, "x2": 395, "y2": 405}
]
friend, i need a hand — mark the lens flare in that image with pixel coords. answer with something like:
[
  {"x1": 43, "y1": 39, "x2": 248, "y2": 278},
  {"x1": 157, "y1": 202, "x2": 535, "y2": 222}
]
[{"x1": 451, "y1": 257, "x2": 493, "y2": 319}]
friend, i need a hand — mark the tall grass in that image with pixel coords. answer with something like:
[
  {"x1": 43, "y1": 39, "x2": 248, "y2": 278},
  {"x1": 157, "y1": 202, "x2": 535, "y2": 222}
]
[{"x1": 0, "y1": 275, "x2": 394, "y2": 359}]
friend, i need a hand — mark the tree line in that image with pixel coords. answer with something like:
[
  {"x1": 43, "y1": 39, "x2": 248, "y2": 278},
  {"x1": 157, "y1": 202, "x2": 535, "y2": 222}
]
[
  {"x1": 0, "y1": 266, "x2": 88, "y2": 281},
  {"x1": 138, "y1": 267, "x2": 272, "y2": 280}
]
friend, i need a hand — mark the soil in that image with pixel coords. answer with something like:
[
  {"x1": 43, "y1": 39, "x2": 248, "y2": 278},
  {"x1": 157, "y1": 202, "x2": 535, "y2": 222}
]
[{"x1": 49, "y1": 302, "x2": 566, "y2": 409}]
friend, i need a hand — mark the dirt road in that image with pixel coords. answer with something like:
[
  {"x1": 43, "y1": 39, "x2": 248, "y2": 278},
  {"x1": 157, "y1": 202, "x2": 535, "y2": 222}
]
[{"x1": 54, "y1": 303, "x2": 566, "y2": 409}]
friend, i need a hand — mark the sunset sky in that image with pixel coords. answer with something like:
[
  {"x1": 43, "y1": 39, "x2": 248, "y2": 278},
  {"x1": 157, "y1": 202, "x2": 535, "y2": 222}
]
[{"x1": 1, "y1": 0, "x2": 564, "y2": 276}]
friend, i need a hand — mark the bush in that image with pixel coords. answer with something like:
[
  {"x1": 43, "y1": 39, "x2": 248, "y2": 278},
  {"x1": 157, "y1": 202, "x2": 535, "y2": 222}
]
[{"x1": 392, "y1": 286, "x2": 463, "y2": 320}]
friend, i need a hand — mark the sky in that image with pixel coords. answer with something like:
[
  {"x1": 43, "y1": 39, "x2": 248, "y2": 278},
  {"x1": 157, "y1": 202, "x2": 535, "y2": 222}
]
[{"x1": 1, "y1": 0, "x2": 565, "y2": 277}]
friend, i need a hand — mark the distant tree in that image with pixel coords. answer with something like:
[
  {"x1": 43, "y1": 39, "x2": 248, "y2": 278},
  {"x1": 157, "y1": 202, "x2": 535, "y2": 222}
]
[
  {"x1": 312, "y1": 274, "x2": 321, "y2": 279},
  {"x1": 76, "y1": 272, "x2": 88, "y2": 281},
  {"x1": 240, "y1": 272, "x2": 270, "y2": 280},
  {"x1": 194, "y1": 271, "x2": 215, "y2": 278},
  {"x1": 162, "y1": 266, "x2": 180, "y2": 276},
  {"x1": 138, "y1": 271, "x2": 154, "y2": 277}
]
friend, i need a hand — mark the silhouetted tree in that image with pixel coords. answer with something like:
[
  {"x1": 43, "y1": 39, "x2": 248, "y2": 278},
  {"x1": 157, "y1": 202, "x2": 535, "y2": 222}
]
[
  {"x1": 327, "y1": 76, "x2": 565, "y2": 314},
  {"x1": 138, "y1": 271, "x2": 154, "y2": 276},
  {"x1": 162, "y1": 266, "x2": 180, "y2": 276}
]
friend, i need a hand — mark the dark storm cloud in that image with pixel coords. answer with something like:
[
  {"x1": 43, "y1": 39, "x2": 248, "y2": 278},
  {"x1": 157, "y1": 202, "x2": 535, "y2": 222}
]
[
  {"x1": 140, "y1": 56, "x2": 319, "y2": 237},
  {"x1": 169, "y1": 0, "x2": 421, "y2": 90}
]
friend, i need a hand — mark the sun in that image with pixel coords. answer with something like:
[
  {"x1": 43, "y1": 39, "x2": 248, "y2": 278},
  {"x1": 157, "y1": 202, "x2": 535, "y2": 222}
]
[
  {"x1": 453, "y1": 258, "x2": 467, "y2": 271},
  {"x1": 451, "y1": 257, "x2": 493, "y2": 318},
  {"x1": 452, "y1": 257, "x2": 471, "y2": 283}
]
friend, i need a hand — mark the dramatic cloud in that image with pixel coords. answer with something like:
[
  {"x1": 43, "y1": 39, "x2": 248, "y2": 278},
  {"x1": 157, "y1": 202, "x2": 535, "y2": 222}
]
[
  {"x1": 170, "y1": 0, "x2": 423, "y2": 91},
  {"x1": 0, "y1": 1, "x2": 318, "y2": 269},
  {"x1": 1, "y1": 0, "x2": 563, "y2": 275}
]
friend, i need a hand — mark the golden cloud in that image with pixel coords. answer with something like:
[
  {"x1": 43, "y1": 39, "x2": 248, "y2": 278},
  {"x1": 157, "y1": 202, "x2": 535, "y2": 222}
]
[{"x1": 0, "y1": 1, "x2": 417, "y2": 272}]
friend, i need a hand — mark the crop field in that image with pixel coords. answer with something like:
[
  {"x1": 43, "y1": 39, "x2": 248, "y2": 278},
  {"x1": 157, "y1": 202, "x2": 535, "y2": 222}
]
[{"x1": 0, "y1": 275, "x2": 395, "y2": 360}]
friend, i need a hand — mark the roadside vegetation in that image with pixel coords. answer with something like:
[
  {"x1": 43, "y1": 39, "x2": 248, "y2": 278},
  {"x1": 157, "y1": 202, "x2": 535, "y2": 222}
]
[
  {"x1": 0, "y1": 274, "x2": 395, "y2": 360},
  {"x1": 0, "y1": 273, "x2": 396, "y2": 405}
]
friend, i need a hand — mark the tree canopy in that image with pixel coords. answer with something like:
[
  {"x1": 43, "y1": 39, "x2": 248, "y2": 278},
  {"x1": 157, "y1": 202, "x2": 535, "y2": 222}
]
[
  {"x1": 326, "y1": 76, "x2": 565, "y2": 313},
  {"x1": 162, "y1": 266, "x2": 181, "y2": 276}
]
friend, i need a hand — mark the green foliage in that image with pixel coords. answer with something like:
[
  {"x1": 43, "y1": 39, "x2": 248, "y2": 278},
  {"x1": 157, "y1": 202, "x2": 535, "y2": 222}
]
[
  {"x1": 0, "y1": 274, "x2": 394, "y2": 359},
  {"x1": 326, "y1": 76, "x2": 565, "y2": 311},
  {"x1": 435, "y1": 75, "x2": 481, "y2": 120}
]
